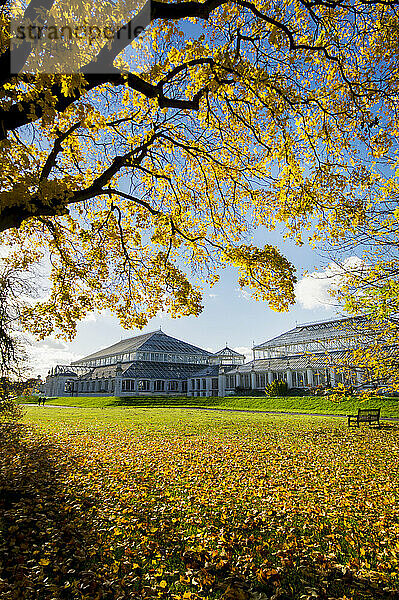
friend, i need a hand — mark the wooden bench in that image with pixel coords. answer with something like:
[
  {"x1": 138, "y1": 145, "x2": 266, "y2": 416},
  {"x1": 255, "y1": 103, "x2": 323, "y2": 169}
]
[{"x1": 347, "y1": 408, "x2": 381, "y2": 428}]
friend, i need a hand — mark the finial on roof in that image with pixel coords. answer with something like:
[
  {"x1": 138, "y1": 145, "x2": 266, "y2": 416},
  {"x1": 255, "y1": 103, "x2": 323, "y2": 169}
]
[{"x1": 159, "y1": 326, "x2": 162, "y2": 331}]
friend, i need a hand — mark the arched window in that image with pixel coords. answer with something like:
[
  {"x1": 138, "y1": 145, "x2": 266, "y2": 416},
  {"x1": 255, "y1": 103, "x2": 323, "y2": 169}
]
[{"x1": 138, "y1": 380, "x2": 150, "y2": 391}]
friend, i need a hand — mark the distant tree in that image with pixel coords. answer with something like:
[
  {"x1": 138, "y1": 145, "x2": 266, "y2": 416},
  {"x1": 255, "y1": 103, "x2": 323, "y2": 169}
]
[
  {"x1": 0, "y1": 271, "x2": 16, "y2": 375},
  {"x1": 0, "y1": 263, "x2": 28, "y2": 426},
  {"x1": 1, "y1": 0, "x2": 399, "y2": 342},
  {"x1": 0, "y1": 256, "x2": 36, "y2": 377}
]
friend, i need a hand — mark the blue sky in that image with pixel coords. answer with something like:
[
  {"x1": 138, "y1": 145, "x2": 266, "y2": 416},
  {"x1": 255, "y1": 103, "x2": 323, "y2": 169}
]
[{"x1": 30, "y1": 225, "x2": 352, "y2": 378}]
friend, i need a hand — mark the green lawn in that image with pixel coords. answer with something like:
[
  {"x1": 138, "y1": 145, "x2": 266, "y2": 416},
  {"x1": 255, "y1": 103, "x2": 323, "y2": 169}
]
[
  {"x1": 21, "y1": 393, "x2": 399, "y2": 417},
  {"x1": 2, "y1": 406, "x2": 398, "y2": 600}
]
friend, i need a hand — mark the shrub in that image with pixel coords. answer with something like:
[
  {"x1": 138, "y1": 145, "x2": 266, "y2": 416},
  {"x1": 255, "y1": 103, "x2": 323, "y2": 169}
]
[
  {"x1": 265, "y1": 380, "x2": 288, "y2": 397},
  {"x1": 234, "y1": 387, "x2": 265, "y2": 397},
  {"x1": 287, "y1": 387, "x2": 310, "y2": 397}
]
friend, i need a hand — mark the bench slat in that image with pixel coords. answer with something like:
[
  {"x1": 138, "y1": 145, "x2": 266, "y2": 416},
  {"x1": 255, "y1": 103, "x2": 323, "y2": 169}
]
[{"x1": 347, "y1": 408, "x2": 381, "y2": 428}]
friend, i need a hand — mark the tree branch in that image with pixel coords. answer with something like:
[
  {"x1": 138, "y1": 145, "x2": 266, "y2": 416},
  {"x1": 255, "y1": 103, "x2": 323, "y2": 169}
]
[
  {"x1": 0, "y1": 133, "x2": 160, "y2": 231},
  {"x1": 40, "y1": 122, "x2": 81, "y2": 182}
]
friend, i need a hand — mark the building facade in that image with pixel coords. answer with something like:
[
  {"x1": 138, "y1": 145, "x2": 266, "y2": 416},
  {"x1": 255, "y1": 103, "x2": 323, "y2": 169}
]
[
  {"x1": 225, "y1": 316, "x2": 373, "y2": 394},
  {"x1": 42, "y1": 317, "x2": 373, "y2": 398},
  {"x1": 42, "y1": 330, "x2": 245, "y2": 397},
  {"x1": 187, "y1": 348, "x2": 246, "y2": 397}
]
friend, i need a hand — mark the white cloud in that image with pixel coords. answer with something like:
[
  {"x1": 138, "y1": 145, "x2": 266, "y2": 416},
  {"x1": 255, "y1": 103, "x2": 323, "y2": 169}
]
[
  {"x1": 81, "y1": 311, "x2": 98, "y2": 323},
  {"x1": 0, "y1": 244, "x2": 13, "y2": 259},
  {"x1": 233, "y1": 346, "x2": 252, "y2": 362},
  {"x1": 23, "y1": 334, "x2": 82, "y2": 379},
  {"x1": 295, "y1": 256, "x2": 363, "y2": 310},
  {"x1": 39, "y1": 339, "x2": 67, "y2": 350},
  {"x1": 208, "y1": 293, "x2": 218, "y2": 299},
  {"x1": 158, "y1": 310, "x2": 172, "y2": 321},
  {"x1": 236, "y1": 288, "x2": 252, "y2": 301}
]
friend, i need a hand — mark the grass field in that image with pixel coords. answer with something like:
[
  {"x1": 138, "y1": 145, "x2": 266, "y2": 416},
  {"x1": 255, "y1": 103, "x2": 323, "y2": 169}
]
[
  {"x1": 21, "y1": 393, "x2": 399, "y2": 417},
  {"x1": 1, "y1": 406, "x2": 399, "y2": 600}
]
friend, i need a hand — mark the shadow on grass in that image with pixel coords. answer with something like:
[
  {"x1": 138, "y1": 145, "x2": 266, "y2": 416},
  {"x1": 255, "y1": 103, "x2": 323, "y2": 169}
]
[
  {"x1": 380, "y1": 423, "x2": 399, "y2": 429},
  {"x1": 95, "y1": 492, "x2": 399, "y2": 600},
  {"x1": 0, "y1": 427, "x2": 123, "y2": 600}
]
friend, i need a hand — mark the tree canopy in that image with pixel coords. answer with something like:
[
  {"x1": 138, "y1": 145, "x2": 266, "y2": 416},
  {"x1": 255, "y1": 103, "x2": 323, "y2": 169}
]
[{"x1": 1, "y1": 0, "x2": 399, "y2": 341}]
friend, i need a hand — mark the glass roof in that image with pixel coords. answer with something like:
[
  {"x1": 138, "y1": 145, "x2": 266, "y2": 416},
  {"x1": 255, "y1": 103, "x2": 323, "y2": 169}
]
[
  {"x1": 73, "y1": 330, "x2": 213, "y2": 364},
  {"x1": 123, "y1": 361, "x2": 210, "y2": 380},
  {"x1": 215, "y1": 347, "x2": 245, "y2": 357},
  {"x1": 234, "y1": 349, "x2": 355, "y2": 372},
  {"x1": 253, "y1": 317, "x2": 371, "y2": 350}
]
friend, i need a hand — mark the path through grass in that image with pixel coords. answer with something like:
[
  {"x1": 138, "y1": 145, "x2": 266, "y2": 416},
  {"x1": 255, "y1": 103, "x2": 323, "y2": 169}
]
[{"x1": 21, "y1": 393, "x2": 399, "y2": 418}]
